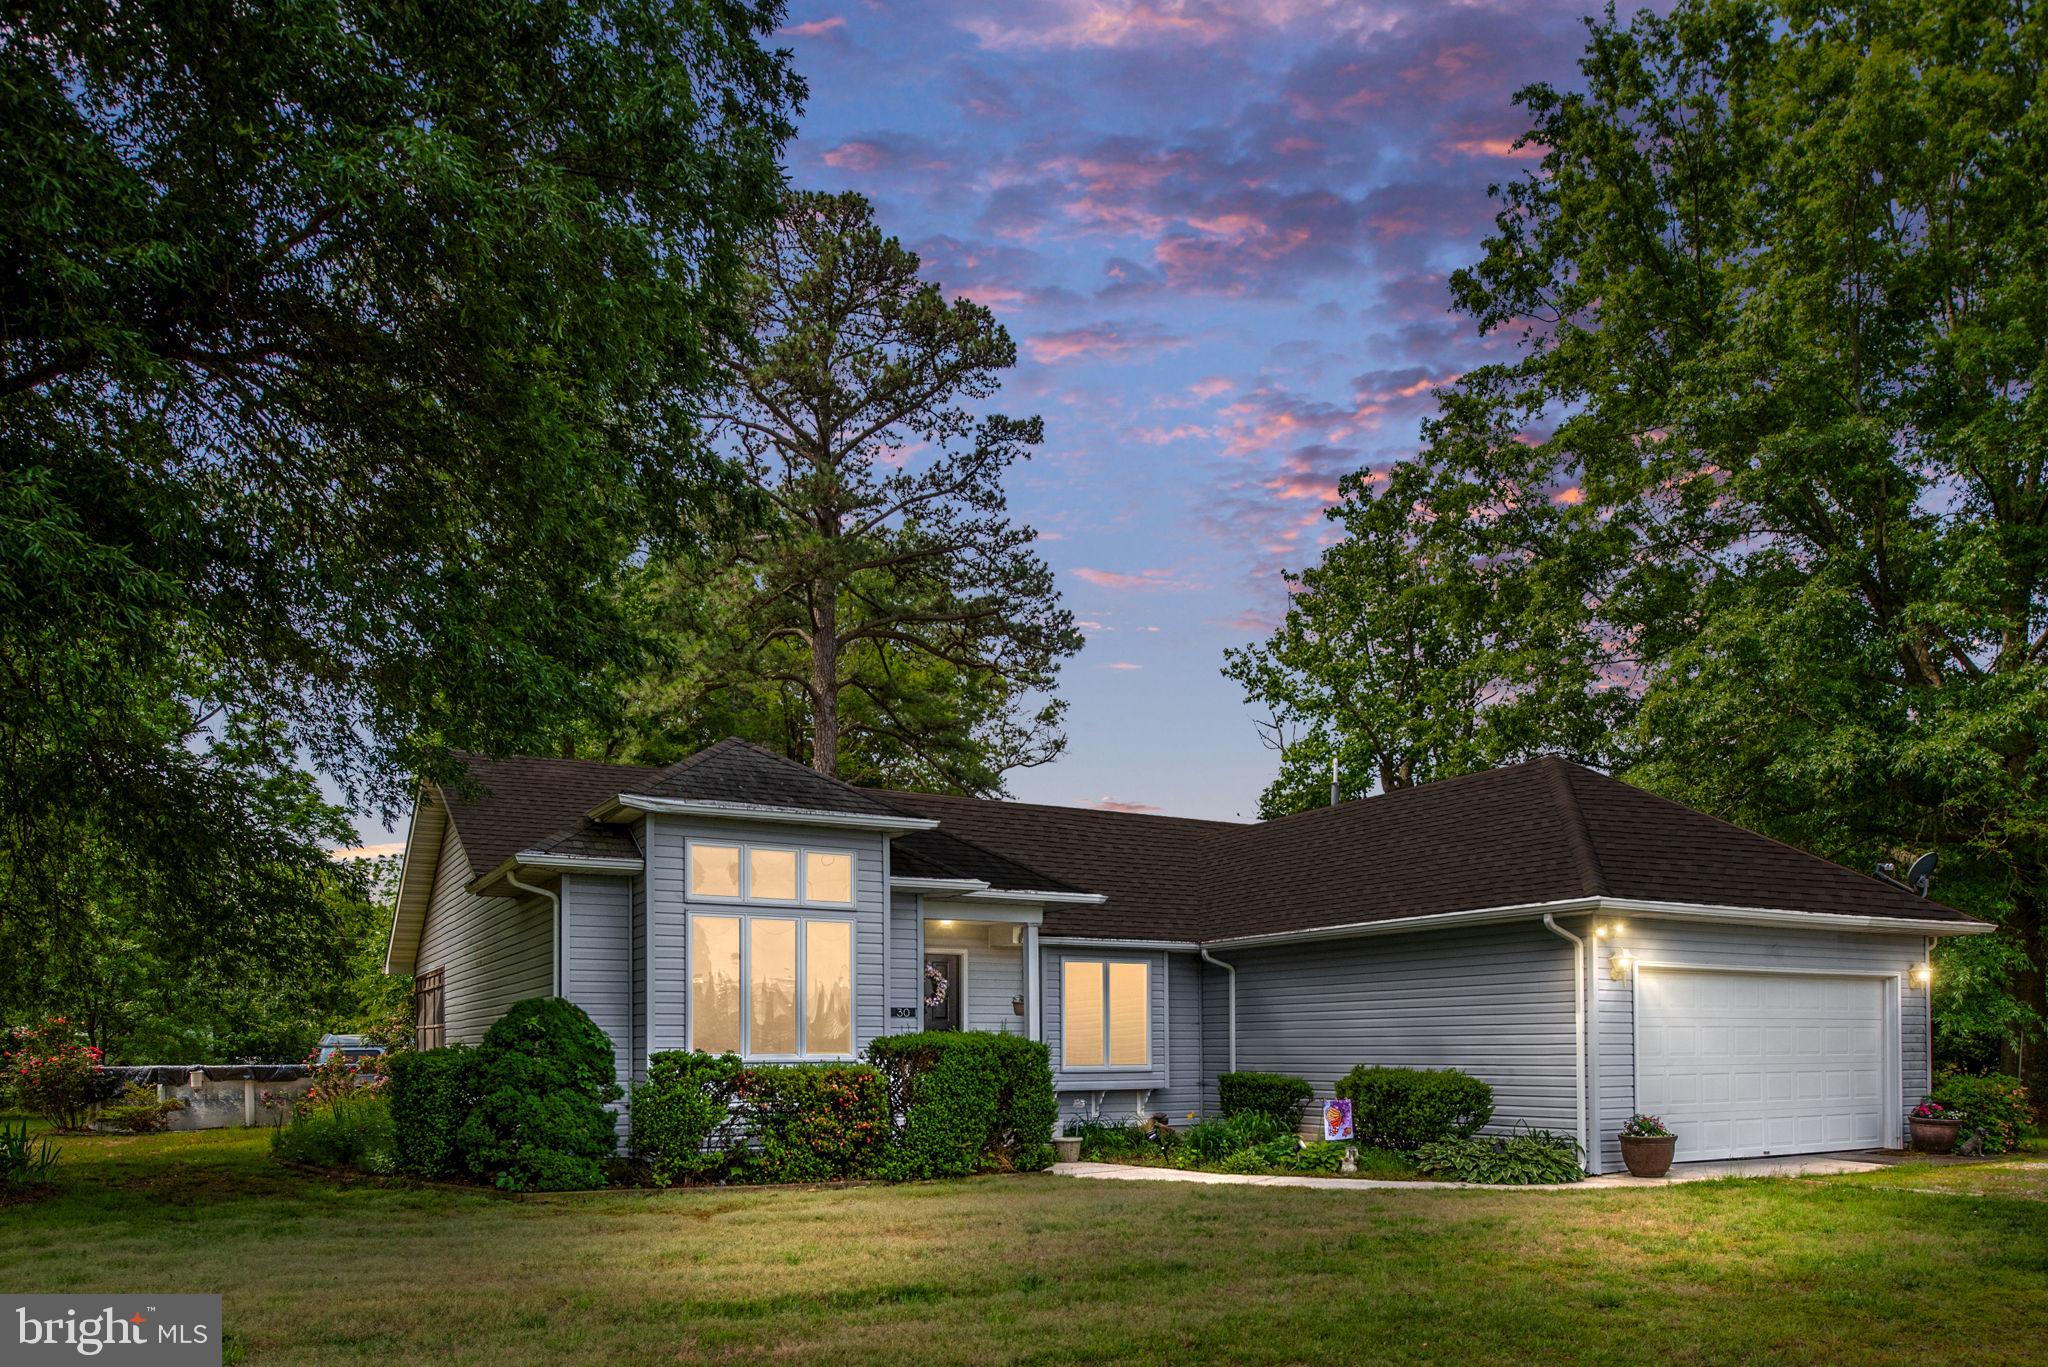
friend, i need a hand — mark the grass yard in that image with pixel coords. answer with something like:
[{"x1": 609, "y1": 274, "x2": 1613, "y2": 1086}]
[{"x1": 5, "y1": 1129, "x2": 2047, "y2": 1366}]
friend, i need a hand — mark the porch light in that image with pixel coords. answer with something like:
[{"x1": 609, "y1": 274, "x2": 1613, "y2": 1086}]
[
  {"x1": 1610, "y1": 950, "x2": 1635, "y2": 982},
  {"x1": 1912, "y1": 963, "x2": 1932, "y2": 986},
  {"x1": 1594, "y1": 924, "x2": 1609, "y2": 938},
  {"x1": 937, "y1": 920, "x2": 955, "y2": 927}
]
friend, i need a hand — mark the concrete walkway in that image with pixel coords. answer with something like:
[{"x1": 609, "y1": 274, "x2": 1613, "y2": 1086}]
[{"x1": 1051, "y1": 1152, "x2": 1888, "y2": 1193}]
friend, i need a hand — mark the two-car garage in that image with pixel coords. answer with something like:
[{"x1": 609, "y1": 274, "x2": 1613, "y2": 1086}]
[{"x1": 1634, "y1": 967, "x2": 1893, "y2": 1161}]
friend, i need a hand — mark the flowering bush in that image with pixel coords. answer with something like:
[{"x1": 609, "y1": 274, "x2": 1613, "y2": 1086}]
[
  {"x1": 1930, "y1": 1071, "x2": 2030, "y2": 1152},
  {"x1": 1619, "y1": 1114, "x2": 1674, "y2": 1139},
  {"x1": 295, "y1": 1050, "x2": 387, "y2": 1118},
  {"x1": 3, "y1": 1018, "x2": 112, "y2": 1131}
]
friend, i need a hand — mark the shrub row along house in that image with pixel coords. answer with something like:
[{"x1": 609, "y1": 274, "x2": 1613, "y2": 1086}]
[{"x1": 384, "y1": 739, "x2": 1988, "y2": 1174}]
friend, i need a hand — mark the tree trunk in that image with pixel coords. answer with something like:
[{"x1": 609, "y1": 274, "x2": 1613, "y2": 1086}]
[
  {"x1": 2002, "y1": 867, "x2": 2047, "y2": 1122},
  {"x1": 810, "y1": 590, "x2": 839, "y2": 777}
]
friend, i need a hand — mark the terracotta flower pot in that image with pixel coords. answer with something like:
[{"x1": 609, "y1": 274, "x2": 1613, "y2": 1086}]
[
  {"x1": 1909, "y1": 1117, "x2": 1961, "y2": 1154},
  {"x1": 1619, "y1": 1133, "x2": 1677, "y2": 1177}
]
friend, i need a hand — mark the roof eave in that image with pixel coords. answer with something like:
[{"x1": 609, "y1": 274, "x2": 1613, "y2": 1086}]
[
  {"x1": 602, "y1": 794, "x2": 940, "y2": 833},
  {"x1": 469, "y1": 851, "x2": 646, "y2": 897}
]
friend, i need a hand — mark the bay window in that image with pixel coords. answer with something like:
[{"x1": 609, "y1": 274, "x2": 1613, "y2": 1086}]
[
  {"x1": 1061, "y1": 958, "x2": 1150, "y2": 1069},
  {"x1": 689, "y1": 913, "x2": 855, "y2": 1058}
]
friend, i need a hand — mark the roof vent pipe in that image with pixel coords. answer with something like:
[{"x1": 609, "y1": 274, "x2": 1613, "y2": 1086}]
[
  {"x1": 1330, "y1": 753, "x2": 1339, "y2": 807},
  {"x1": 1199, "y1": 947, "x2": 1237, "y2": 1073}
]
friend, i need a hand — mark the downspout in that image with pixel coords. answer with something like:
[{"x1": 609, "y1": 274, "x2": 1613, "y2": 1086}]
[
  {"x1": 1199, "y1": 947, "x2": 1237, "y2": 1073},
  {"x1": 508, "y1": 870, "x2": 563, "y2": 999},
  {"x1": 1542, "y1": 913, "x2": 1589, "y2": 1167}
]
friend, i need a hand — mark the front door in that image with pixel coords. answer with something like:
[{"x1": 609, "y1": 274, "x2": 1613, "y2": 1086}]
[{"x1": 924, "y1": 953, "x2": 963, "y2": 1032}]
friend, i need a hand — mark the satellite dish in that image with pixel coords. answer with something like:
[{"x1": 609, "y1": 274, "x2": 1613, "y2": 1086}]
[{"x1": 1905, "y1": 851, "x2": 1937, "y2": 898}]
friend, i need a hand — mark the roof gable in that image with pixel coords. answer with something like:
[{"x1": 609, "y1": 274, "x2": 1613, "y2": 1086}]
[{"x1": 636, "y1": 739, "x2": 911, "y2": 818}]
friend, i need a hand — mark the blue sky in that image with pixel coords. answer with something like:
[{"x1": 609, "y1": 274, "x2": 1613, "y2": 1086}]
[
  {"x1": 346, "y1": 0, "x2": 1608, "y2": 849},
  {"x1": 775, "y1": 0, "x2": 1605, "y2": 818}
]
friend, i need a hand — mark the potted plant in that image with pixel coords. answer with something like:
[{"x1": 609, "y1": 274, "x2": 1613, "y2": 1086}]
[
  {"x1": 1908, "y1": 1099, "x2": 1963, "y2": 1153},
  {"x1": 1618, "y1": 1114, "x2": 1678, "y2": 1177}
]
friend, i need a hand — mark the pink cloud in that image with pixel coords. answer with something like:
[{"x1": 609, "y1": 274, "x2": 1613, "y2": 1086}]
[
  {"x1": 1101, "y1": 661, "x2": 1144, "y2": 671},
  {"x1": 1189, "y1": 376, "x2": 1234, "y2": 399},
  {"x1": 1026, "y1": 321, "x2": 1188, "y2": 363},
  {"x1": 781, "y1": 16, "x2": 847, "y2": 38},
  {"x1": 1071, "y1": 566, "x2": 1201, "y2": 591},
  {"x1": 1084, "y1": 796, "x2": 1163, "y2": 813}
]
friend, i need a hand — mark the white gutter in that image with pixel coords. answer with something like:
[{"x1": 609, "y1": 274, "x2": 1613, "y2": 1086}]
[
  {"x1": 962, "y1": 888, "x2": 1107, "y2": 905},
  {"x1": 507, "y1": 870, "x2": 564, "y2": 998},
  {"x1": 1199, "y1": 947, "x2": 1237, "y2": 1073},
  {"x1": 1041, "y1": 937, "x2": 1202, "y2": 952},
  {"x1": 890, "y1": 876, "x2": 990, "y2": 895},
  {"x1": 1541, "y1": 913, "x2": 1590, "y2": 1167},
  {"x1": 1204, "y1": 895, "x2": 1991, "y2": 950},
  {"x1": 607, "y1": 795, "x2": 939, "y2": 833}
]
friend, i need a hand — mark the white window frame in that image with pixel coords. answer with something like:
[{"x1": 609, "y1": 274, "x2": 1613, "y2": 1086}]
[
  {"x1": 686, "y1": 910, "x2": 859, "y2": 1061},
  {"x1": 685, "y1": 838, "x2": 858, "y2": 908},
  {"x1": 1059, "y1": 956, "x2": 1152, "y2": 1071}
]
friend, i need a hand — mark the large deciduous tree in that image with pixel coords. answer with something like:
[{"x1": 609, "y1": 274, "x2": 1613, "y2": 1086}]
[
  {"x1": 0, "y1": 0, "x2": 800, "y2": 1008},
  {"x1": 1266, "y1": 0, "x2": 2047, "y2": 1094},
  {"x1": 619, "y1": 191, "x2": 1080, "y2": 792}
]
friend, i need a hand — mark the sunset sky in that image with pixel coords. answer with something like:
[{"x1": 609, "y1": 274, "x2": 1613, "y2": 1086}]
[{"x1": 770, "y1": 0, "x2": 1606, "y2": 819}]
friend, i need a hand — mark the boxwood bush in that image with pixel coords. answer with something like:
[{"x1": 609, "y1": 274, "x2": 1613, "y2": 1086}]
[
  {"x1": 866, "y1": 1032, "x2": 1056, "y2": 1178},
  {"x1": 1334, "y1": 1066, "x2": 1493, "y2": 1151},
  {"x1": 629, "y1": 1050, "x2": 744, "y2": 1185},
  {"x1": 454, "y1": 998, "x2": 621, "y2": 1191},
  {"x1": 387, "y1": 1044, "x2": 478, "y2": 1178},
  {"x1": 1217, "y1": 1071, "x2": 1314, "y2": 1127}
]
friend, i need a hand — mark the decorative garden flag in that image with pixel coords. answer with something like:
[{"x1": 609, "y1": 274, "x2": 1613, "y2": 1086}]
[{"x1": 1323, "y1": 1099, "x2": 1353, "y2": 1142}]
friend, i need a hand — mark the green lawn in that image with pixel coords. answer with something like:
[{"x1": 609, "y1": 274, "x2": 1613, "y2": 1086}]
[{"x1": 5, "y1": 1129, "x2": 2047, "y2": 1365}]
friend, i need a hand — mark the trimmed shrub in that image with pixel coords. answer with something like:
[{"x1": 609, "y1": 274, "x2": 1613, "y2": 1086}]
[
  {"x1": 455, "y1": 998, "x2": 621, "y2": 1192},
  {"x1": 1217, "y1": 1071, "x2": 1314, "y2": 1127},
  {"x1": 98, "y1": 1082, "x2": 184, "y2": 1134},
  {"x1": 1414, "y1": 1128, "x2": 1583, "y2": 1185},
  {"x1": 866, "y1": 1032, "x2": 1057, "y2": 1178},
  {"x1": 630, "y1": 1051, "x2": 744, "y2": 1185},
  {"x1": 387, "y1": 1045, "x2": 479, "y2": 1178},
  {"x1": 1931, "y1": 1070, "x2": 2032, "y2": 1154},
  {"x1": 1335, "y1": 1066, "x2": 1493, "y2": 1151},
  {"x1": 271, "y1": 1092, "x2": 397, "y2": 1173},
  {"x1": 736, "y1": 1064, "x2": 890, "y2": 1183}
]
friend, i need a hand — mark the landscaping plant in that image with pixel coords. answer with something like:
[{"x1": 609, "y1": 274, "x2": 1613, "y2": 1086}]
[
  {"x1": 1618, "y1": 1114, "x2": 1674, "y2": 1139},
  {"x1": 866, "y1": 1032, "x2": 1056, "y2": 1178},
  {"x1": 271, "y1": 1092, "x2": 396, "y2": 1174},
  {"x1": 1334, "y1": 1066, "x2": 1493, "y2": 1151},
  {"x1": 386, "y1": 1045, "x2": 479, "y2": 1179},
  {"x1": 1415, "y1": 1128, "x2": 1584, "y2": 1185},
  {"x1": 98, "y1": 1083, "x2": 185, "y2": 1135},
  {"x1": 733, "y1": 1064, "x2": 890, "y2": 1183},
  {"x1": 1929, "y1": 1072, "x2": 2031, "y2": 1154},
  {"x1": 1217, "y1": 1071, "x2": 1314, "y2": 1127},
  {"x1": 0, "y1": 1117, "x2": 61, "y2": 1191},
  {"x1": 3, "y1": 1018, "x2": 114, "y2": 1131},
  {"x1": 455, "y1": 999, "x2": 622, "y2": 1192},
  {"x1": 629, "y1": 1051, "x2": 745, "y2": 1185}
]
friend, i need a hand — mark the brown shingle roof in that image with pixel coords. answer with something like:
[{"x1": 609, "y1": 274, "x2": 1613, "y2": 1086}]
[{"x1": 431, "y1": 747, "x2": 1979, "y2": 939}]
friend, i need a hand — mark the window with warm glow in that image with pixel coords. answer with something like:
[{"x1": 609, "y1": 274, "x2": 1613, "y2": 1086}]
[
  {"x1": 1061, "y1": 959, "x2": 1150, "y2": 1069},
  {"x1": 689, "y1": 912, "x2": 855, "y2": 1058},
  {"x1": 687, "y1": 840, "x2": 856, "y2": 905}
]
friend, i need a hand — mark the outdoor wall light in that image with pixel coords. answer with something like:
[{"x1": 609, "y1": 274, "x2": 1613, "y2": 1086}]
[
  {"x1": 1610, "y1": 949, "x2": 1635, "y2": 982},
  {"x1": 1912, "y1": 963, "x2": 1932, "y2": 986}
]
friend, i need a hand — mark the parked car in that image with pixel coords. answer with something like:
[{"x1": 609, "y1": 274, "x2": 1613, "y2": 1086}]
[{"x1": 314, "y1": 1034, "x2": 385, "y2": 1066}]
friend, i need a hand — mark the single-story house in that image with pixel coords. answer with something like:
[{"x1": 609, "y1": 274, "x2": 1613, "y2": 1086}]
[{"x1": 384, "y1": 739, "x2": 1988, "y2": 1173}]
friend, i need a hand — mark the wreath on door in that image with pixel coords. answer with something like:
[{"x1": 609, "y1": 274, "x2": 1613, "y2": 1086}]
[{"x1": 923, "y1": 963, "x2": 950, "y2": 1009}]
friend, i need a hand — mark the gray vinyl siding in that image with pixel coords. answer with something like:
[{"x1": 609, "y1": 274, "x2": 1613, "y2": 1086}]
[
  {"x1": 1201, "y1": 919, "x2": 1579, "y2": 1138},
  {"x1": 887, "y1": 891, "x2": 923, "y2": 1034},
  {"x1": 629, "y1": 866, "x2": 647, "y2": 1082},
  {"x1": 644, "y1": 815, "x2": 889, "y2": 1059},
  {"x1": 922, "y1": 922, "x2": 1026, "y2": 1035},
  {"x1": 1151, "y1": 952, "x2": 1206, "y2": 1121},
  {"x1": 415, "y1": 826, "x2": 552, "y2": 1046},
  {"x1": 561, "y1": 874, "x2": 634, "y2": 1091},
  {"x1": 1592, "y1": 919, "x2": 1929, "y2": 1173},
  {"x1": 1042, "y1": 946, "x2": 1171, "y2": 1095}
]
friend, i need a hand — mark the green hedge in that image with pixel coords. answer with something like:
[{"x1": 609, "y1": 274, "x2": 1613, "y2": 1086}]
[
  {"x1": 387, "y1": 1045, "x2": 478, "y2": 1178},
  {"x1": 1217, "y1": 1071, "x2": 1313, "y2": 1127},
  {"x1": 736, "y1": 1063, "x2": 890, "y2": 1182},
  {"x1": 866, "y1": 1032, "x2": 1057, "y2": 1178},
  {"x1": 629, "y1": 1051, "x2": 744, "y2": 1185},
  {"x1": 1334, "y1": 1066, "x2": 1493, "y2": 1151},
  {"x1": 454, "y1": 998, "x2": 622, "y2": 1191},
  {"x1": 1930, "y1": 1070, "x2": 2032, "y2": 1154}
]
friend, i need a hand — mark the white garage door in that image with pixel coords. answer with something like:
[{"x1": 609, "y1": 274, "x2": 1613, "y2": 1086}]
[{"x1": 1637, "y1": 969, "x2": 1889, "y2": 1161}]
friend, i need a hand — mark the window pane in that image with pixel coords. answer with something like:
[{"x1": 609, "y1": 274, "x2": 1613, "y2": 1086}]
[
  {"x1": 804, "y1": 921, "x2": 854, "y2": 1056},
  {"x1": 749, "y1": 919, "x2": 799, "y2": 1055},
  {"x1": 689, "y1": 844, "x2": 740, "y2": 898},
  {"x1": 690, "y1": 916, "x2": 741, "y2": 1054},
  {"x1": 1062, "y1": 960, "x2": 1104, "y2": 1068},
  {"x1": 1108, "y1": 962, "x2": 1149, "y2": 1067},
  {"x1": 749, "y1": 848, "x2": 797, "y2": 901},
  {"x1": 805, "y1": 851, "x2": 853, "y2": 903}
]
